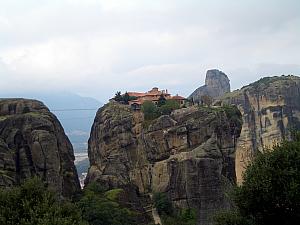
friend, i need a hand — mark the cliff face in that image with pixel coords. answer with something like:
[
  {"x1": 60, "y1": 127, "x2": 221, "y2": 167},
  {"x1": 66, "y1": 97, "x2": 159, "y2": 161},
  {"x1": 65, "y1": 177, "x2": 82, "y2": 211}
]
[
  {"x1": 189, "y1": 69, "x2": 230, "y2": 102},
  {"x1": 86, "y1": 102, "x2": 242, "y2": 225},
  {"x1": 219, "y1": 75, "x2": 300, "y2": 183},
  {"x1": 0, "y1": 98, "x2": 80, "y2": 197}
]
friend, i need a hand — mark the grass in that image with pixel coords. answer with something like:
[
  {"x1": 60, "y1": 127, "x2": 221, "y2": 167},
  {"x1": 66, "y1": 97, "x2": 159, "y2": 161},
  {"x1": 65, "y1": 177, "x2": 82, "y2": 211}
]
[{"x1": 104, "y1": 189, "x2": 124, "y2": 201}]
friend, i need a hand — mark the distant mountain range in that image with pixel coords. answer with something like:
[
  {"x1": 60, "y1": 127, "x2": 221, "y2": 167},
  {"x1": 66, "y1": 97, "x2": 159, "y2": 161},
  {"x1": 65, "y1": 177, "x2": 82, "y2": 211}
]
[{"x1": 0, "y1": 91, "x2": 102, "y2": 153}]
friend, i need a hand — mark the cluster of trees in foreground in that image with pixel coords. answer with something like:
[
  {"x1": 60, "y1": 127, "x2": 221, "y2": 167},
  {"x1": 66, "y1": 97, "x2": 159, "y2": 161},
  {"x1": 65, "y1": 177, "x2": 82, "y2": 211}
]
[
  {"x1": 1, "y1": 132, "x2": 300, "y2": 225},
  {"x1": 0, "y1": 180, "x2": 138, "y2": 225},
  {"x1": 213, "y1": 132, "x2": 300, "y2": 225}
]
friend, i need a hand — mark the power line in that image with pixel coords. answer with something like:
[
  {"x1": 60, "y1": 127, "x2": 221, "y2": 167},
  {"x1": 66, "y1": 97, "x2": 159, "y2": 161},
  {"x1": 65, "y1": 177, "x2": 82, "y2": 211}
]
[
  {"x1": 57, "y1": 116, "x2": 95, "y2": 120},
  {"x1": 51, "y1": 108, "x2": 98, "y2": 112}
]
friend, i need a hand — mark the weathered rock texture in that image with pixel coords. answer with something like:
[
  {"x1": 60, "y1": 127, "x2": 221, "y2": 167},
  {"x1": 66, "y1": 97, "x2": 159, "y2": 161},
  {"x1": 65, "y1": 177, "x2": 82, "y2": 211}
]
[
  {"x1": 189, "y1": 69, "x2": 230, "y2": 102},
  {"x1": 86, "y1": 102, "x2": 242, "y2": 225},
  {"x1": 0, "y1": 98, "x2": 80, "y2": 197},
  {"x1": 219, "y1": 75, "x2": 300, "y2": 183}
]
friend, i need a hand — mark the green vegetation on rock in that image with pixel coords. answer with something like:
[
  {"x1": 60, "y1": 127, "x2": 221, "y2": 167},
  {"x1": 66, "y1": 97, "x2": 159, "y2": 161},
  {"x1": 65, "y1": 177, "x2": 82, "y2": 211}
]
[
  {"x1": 104, "y1": 188, "x2": 124, "y2": 201},
  {"x1": 141, "y1": 101, "x2": 161, "y2": 120},
  {"x1": 213, "y1": 132, "x2": 300, "y2": 225},
  {"x1": 153, "y1": 192, "x2": 197, "y2": 225},
  {"x1": 113, "y1": 91, "x2": 137, "y2": 104},
  {"x1": 0, "y1": 178, "x2": 142, "y2": 225},
  {"x1": 142, "y1": 99, "x2": 180, "y2": 122},
  {"x1": 0, "y1": 177, "x2": 87, "y2": 225},
  {"x1": 78, "y1": 183, "x2": 137, "y2": 225}
]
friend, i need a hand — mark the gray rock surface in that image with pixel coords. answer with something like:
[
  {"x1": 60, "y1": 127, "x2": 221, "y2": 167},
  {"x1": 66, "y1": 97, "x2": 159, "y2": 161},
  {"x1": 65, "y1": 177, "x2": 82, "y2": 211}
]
[
  {"x1": 220, "y1": 75, "x2": 300, "y2": 183},
  {"x1": 189, "y1": 69, "x2": 230, "y2": 102},
  {"x1": 86, "y1": 102, "x2": 242, "y2": 225},
  {"x1": 0, "y1": 98, "x2": 80, "y2": 197}
]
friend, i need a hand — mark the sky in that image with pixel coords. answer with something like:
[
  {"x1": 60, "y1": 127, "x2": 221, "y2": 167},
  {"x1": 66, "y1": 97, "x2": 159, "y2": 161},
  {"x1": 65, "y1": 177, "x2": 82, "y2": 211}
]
[{"x1": 0, "y1": 0, "x2": 299, "y2": 102}]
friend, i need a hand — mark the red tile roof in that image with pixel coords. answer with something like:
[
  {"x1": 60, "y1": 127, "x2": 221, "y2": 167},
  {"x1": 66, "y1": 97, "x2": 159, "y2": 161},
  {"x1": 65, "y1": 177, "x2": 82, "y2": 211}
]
[{"x1": 172, "y1": 95, "x2": 186, "y2": 100}]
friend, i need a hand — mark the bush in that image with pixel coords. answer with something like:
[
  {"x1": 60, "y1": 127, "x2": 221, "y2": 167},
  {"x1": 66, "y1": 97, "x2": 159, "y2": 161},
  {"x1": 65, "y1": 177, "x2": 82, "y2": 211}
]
[
  {"x1": 161, "y1": 208, "x2": 197, "y2": 225},
  {"x1": 213, "y1": 134, "x2": 300, "y2": 225},
  {"x1": 157, "y1": 94, "x2": 167, "y2": 107},
  {"x1": 78, "y1": 182, "x2": 137, "y2": 225},
  {"x1": 153, "y1": 192, "x2": 173, "y2": 215},
  {"x1": 153, "y1": 192, "x2": 196, "y2": 225},
  {"x1": 160, "y1": 100, "x2": 180, "y2": 115},
  {"x1": 142, "y1": 101, "x2": 160, "y2": 120},
  {"x1": 0, "y1": 177, "x2": 86, "y2": 225}
]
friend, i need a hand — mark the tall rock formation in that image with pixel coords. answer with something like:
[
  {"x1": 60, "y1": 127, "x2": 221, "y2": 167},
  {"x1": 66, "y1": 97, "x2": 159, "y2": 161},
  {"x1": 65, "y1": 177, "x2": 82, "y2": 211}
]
[
  {"x1": 189, "y1": 69, "x2": 230, "y2": 102},
  {"x1": 219, "y1": 75, "x2": 300, "y2": 183},
  {"x1": 0, "y1": 98, "x2": 80, "y2": 197},
  {"x1": 86, "y1": 102, "x2": 242, "y2": 225}
]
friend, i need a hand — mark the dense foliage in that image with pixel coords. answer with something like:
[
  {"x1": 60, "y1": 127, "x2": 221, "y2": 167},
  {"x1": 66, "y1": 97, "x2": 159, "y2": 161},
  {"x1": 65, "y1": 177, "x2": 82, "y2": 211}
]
[
  {"x1": 78, "y1": 183, "x2": 137, "y2": 225},
  {"x1": 141, "y1": 101, "x2": 161, "y2": 120},
  {"x1": 142, "y1": 99, "x2": 180, "y2": 121},
  {"x1": 162, "y1": 208, "x2": 197, "y2": 225},
  {"x1": 153, "y1": 192, "x2": 197, "y2": 225},
  {"x1": 214, "y1": 133, "x2": 300, "y2": 225},
  {"x1": 0, "y1": 179, "x2": 139, "y2": 225},
  {"x1": 153, "y1": 192, "x2": 173, "y2": 215},
  {"x1": 113, "y1": 91, "x2": 137, "y2": 104},
  {"x1": 0, "y1": 177, "x2": 86, "y2": 225}
]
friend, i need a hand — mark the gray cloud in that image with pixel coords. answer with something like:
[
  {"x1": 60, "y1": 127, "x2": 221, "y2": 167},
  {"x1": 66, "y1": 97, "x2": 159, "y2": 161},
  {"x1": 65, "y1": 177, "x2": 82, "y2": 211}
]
[{"x1": 0, "y1": 0, "x2": 299, "y2": 102}]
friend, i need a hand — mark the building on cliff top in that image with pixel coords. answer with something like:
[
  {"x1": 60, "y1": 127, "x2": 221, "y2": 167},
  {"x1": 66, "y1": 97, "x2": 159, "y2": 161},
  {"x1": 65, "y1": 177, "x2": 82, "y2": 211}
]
[{"x1": 127, "y1": 87, "x2": 186, "y2": 110}]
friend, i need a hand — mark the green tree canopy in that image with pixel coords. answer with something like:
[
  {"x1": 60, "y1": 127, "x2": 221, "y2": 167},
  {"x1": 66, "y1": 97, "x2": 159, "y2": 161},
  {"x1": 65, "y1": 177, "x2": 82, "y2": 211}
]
[
  {"x1": 114, "y1": 91, "x2": 122, "y2": 102},
  {"x1": 123, "y1": 92, "x2": 130, "y2": 104},
  {"x1": 0, "y1": 177, "x2": 86, "y2": 225},
  {"x1": 157, "y1": 94, "x2": 167, "y2": 107},
  {"x1": 78, "y1": 182, "x2": 137, "y2": 225},
  {"x1": 160, "y1": 100, "x2": 180, "y2": 115},
  {"x1": 142, "y1": 101, "x2": 160, "y2": 120},
  {"x1": 214, "y1": 133, "x2": 300, "y2": 225}
]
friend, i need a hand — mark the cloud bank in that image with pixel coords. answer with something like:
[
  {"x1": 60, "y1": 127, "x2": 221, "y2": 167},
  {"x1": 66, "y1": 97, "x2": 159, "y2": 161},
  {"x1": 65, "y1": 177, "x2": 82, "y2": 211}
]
[{"x1": 0, "y1": 0, "x2": 299, "y2": 101}]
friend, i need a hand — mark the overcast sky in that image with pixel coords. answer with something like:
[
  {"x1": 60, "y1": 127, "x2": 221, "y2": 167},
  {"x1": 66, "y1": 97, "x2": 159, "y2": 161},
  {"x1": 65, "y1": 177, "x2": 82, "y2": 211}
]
[{"x1": 0, "y1": 0, "x2": 299, "y2": 102}]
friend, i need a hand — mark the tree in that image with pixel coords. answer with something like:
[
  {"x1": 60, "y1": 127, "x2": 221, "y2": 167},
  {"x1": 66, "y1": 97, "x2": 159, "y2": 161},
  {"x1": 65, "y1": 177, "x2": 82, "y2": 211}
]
[
  {"x1": 78, "y1": 182, "x2": 137, "y2": 225},
  {"x1": 142, "y1": 101, "x2": 160, "y2": 120},
  {"x1": 114, "y1": 91, "x2": 122, "y2": 102},
  {"x1": 153, "y1": 192, "x2": 173, "y2": 216},
  {"x1": 213, "y1": 134, "x2": 300, "y2": 225},
  {"x1": 160, "y1": 100, "x2": 180, "y2": 115},
  {"x1": 153, "y1": 192, "x2": 197, "y2": 225},
  {"x1": 123, "y1": 92, "x2": 130, "y2": 104},
  {"x1": 157, "y1": 94, "x2": 167, "y2": 107},
  {"x1": 0, "y1": 177, "x2": 87, "y2": 225}
]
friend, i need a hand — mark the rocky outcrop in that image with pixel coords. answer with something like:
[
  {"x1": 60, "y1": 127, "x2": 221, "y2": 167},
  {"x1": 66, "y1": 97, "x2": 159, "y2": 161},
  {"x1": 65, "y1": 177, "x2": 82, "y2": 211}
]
[
  {"x1": 189, "y1": 69, "x2": 230, "y2": 102},
  {"x1": 0, "y1": 98, "x2": 80, "y2": 197},
  {"x1": 86, "y1": 102, "x2": 242, "y2": 225},
  {"x1": 219, "y1": 75, "x2": 300, "y2": 183}
]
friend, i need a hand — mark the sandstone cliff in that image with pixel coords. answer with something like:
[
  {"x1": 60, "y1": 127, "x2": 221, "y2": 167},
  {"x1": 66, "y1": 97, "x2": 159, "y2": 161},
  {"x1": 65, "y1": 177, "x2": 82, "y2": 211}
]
[
  {"x1": 86, "y1": 102, "x2": 242, "y2": 225},
  {"x1": 219, "y1": 75, "x2": 300, "y2": 183},
  {"x1": 189, "y1": 69, "x2": 230, "y2": 102},
  {"x1": 0, "y1": 98, "x2": 80, "y2": 197}
]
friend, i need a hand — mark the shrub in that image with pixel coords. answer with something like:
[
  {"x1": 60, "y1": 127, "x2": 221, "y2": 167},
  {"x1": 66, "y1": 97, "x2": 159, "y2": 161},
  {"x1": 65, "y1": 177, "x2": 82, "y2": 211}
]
[
  {"x1": 78, "y1": 182, "x2": 137, "y2": 225},
  {"x1": 161, "y1": 208, "x2": 197, "y2": 225},
  {"x1": 0, "y1": 177, "x2": 86, "y2": 225},
  {"x1": 157, "y1": 94, "x2": 167, "y2": 107},
  {"x1": 213, "y1": 133, "x2": 300, "y2": 225},
  {"x1": 153, "y1": 192, "x2": 173, "y2": 215},
  {"x1": 159, "y1": 100, "x2": 180, "y2": 115},
  {"x1": 142, "y1": 101, "x2": 160, "y2": 120}
]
